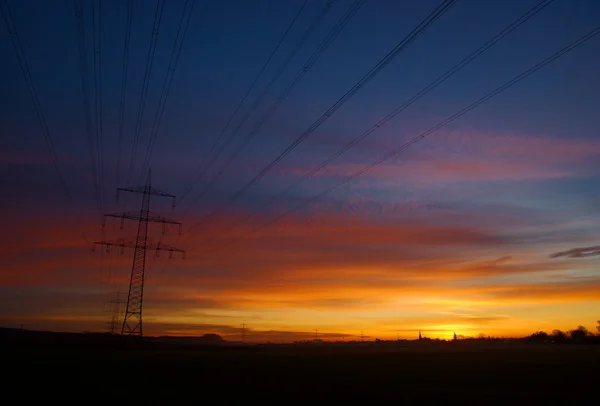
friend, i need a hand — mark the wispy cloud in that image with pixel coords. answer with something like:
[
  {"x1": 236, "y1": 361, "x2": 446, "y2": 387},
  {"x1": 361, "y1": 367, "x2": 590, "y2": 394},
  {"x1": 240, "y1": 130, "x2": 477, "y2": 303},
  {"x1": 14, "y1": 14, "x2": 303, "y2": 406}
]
[
  {"x1": 279, "y1": 130, "x2": 600, "y2": 186},
  {"x1": 550, "y1": 245, "x2": 600, "y2": 259}
]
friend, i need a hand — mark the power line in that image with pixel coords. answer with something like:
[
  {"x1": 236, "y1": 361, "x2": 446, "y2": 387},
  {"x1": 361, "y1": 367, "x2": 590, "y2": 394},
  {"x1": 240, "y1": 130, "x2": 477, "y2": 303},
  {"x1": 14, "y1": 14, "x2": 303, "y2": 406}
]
[
  {"x1": 188, "y1": 23, "x2": 600, "y2": 257},
  {"x1": 139, "y1": 0, "x2": 197, "y2": 182},
  {"x1": 137, "y1": 0, "x2": 314, "y2": 283},
  {"x1": 183, "y1": 0, "x2": 457, "y2": 237},
  {"x1": 177, "y1": 0, "x2": 331, "y2": 205},
  {"x1": 73, "y1": 0, "x2": 101, "y2": 211},
  {"x1": 178, "y1": 0, "x2": 365, "y2": 215},
  {"x1": 115, "y1": 0, "x2": 134, "y2": 197},
  {"x1": 1, "y1": 0, "x2": 89, "y2": 244},
  {"x1": 1, "y1": 0, "x2": 67, "y2": 196},
  {"x1": 126, "y1": 0, "x2": 165, "y2": 186},
  {"x1": 92, "y1": 0, "x2": 105, "y2": 208},
  {"x1": 188, "y1": 0, "x2": 556, "y2": 251}
]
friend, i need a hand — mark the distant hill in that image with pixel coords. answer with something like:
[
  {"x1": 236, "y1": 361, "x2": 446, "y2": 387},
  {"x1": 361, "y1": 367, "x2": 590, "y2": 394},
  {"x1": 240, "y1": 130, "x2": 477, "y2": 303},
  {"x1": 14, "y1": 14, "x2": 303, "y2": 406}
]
[{"x1": 0, "y1": 327, "x2": 233, "y2": 349}]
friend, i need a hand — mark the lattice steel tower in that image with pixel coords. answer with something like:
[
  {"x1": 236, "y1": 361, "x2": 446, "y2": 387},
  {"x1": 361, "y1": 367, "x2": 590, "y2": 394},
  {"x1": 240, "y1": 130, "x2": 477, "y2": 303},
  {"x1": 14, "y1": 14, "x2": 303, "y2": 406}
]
[{"x1": 94, "y1": 171, "x2": 184, "y2": 337}]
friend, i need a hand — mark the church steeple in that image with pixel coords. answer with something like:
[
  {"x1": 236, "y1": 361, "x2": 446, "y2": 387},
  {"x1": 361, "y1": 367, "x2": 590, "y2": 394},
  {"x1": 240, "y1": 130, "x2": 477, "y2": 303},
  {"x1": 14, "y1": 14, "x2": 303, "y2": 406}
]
[{"x1": 418, "y1": 330, "x2": 422, "y2": 340}]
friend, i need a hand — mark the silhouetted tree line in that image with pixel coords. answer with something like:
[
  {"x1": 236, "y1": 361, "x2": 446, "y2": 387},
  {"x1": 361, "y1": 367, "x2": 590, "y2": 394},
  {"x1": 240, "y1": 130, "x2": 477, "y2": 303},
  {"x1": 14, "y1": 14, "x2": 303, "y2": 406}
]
[{"x1": 527, "y1": 322, "x2": 600, "y2": 344}]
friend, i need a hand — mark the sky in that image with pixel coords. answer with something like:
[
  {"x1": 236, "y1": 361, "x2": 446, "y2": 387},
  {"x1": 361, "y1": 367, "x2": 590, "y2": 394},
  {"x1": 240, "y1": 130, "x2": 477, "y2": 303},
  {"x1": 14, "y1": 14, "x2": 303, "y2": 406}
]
[{"x1": 1, "y1": 0, "x2": 599, "y2": 341}]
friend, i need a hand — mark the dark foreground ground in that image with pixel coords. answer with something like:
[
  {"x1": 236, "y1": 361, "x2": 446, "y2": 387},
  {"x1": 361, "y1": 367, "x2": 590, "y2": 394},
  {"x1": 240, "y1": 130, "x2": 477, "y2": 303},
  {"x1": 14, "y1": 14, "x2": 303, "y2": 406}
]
[{"x1": 3, "y1": 338, "x2": 599, "y2": 403}]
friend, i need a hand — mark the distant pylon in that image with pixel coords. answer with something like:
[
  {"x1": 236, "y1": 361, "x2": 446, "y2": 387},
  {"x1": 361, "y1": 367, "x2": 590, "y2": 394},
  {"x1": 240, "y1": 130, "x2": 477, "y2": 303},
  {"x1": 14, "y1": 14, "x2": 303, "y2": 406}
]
[
  {"x1": 105, "y1": 291, "x2": 126, "y2": 335},
  {"x1": 315, "y1": 328, "x2": 319, "y2": 341},
  {"x1": 93, "y1": 171, "x2": 184, "y2": 338},
  {"x1": 241, "y1": 323, "x2": 246, "y2": 341}
]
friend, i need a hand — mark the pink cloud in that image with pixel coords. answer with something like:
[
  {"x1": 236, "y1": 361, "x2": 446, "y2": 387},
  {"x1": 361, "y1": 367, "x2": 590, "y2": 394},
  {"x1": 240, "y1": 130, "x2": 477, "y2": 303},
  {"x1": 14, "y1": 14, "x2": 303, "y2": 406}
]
[
  {"x1": 0, "y1": 150, "x2": 53, "y2": 166},
  {"x1": 300, "y1": 159, "x2": 571, "y2": 183},
  {"x1": 280, "y1": 129, "x2": 600, "y2": 184}
]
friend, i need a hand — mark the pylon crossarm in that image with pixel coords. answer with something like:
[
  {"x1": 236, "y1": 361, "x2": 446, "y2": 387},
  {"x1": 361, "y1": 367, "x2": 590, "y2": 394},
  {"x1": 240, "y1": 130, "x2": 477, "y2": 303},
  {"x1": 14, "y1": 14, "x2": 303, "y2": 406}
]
[
  {"x1": 154, "y1": 242, "x2": 184, "y2": 252},
  {"x1": 146, "y1": 211, "x2": 181, "y2": 225},
  {"x1": 104, "y1": 211, "x2": 182, "y2": 226},
  {"x1": 154, "y1": 242, "x2": 185, "y2": 259},
  {"x1": 117, "y1": 186, "x2": 175, "y2": 198},
  {"x1": 94, "y1": 239, "x2": 185, "y2": 257},
  {"x1": 116, "y1": 186, "x2": 176, "y2": 208},
  {"x1": 93, "y1": 239, "x2": 132, "y2": 253}
]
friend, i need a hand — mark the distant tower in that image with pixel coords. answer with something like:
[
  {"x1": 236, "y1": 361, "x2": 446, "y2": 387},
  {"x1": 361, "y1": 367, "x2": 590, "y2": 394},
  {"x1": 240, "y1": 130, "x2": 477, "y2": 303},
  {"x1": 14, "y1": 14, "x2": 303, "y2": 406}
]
[
  {"x1": 453, "y1": 332, "x2": 457, "y2": 341},
  {"x1": 105, "y1": 291, "x2": 125, "y2": 335},
  {"x1": 361, "y1": 330, "x2": 364, "y2": 342},
  {"x1": 419, "y1": 331, "x2": 422, "y2": 340},
  {"x1": 241, "y1": 323, "x2": 246, "y2": 342},
  {"x1": 315, "y1": 328, "x2": 319, "y2": 341}
]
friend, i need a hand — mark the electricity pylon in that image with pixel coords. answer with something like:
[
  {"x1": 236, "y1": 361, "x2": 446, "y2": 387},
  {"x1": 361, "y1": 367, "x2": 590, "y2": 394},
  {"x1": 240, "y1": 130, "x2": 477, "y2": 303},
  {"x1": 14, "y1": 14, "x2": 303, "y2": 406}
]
[{"x1": 93, "y1": 171, "x2": 184, "y2": 338}]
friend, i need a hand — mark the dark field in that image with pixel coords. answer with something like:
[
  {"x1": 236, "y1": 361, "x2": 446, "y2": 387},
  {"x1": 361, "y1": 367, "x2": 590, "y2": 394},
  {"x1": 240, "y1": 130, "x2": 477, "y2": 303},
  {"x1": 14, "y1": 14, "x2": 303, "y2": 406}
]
[{"x1": 4, "y1": 341, "x2": 599, "y2": 402}]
